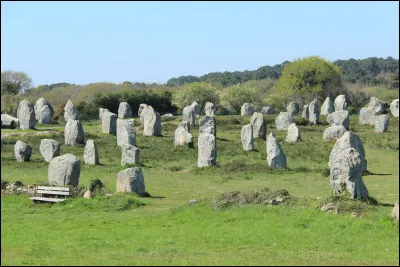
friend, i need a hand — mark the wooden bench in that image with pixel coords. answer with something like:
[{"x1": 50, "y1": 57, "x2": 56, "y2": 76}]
[{"x1": 29, "y1": 186, "x2": 70, "y2": 203}]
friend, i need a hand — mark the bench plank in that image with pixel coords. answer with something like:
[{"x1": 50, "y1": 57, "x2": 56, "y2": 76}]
[
  {"x1": 36, "y1": 189, "x2": 70, "y2": 196},
  {"x1": 37, "y1": 186, "x2": 70, "y2": 192},
  {"x1": 29, "y1": 197, "x2": 66, "y2": 203}
]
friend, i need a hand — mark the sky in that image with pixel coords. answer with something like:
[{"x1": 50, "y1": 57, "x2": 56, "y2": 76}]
[{"x1": 1, "y1": 1, "x2": 399, "y2": 87}]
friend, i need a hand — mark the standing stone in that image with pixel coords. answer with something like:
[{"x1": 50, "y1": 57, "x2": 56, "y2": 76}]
[
  {"x1": 118, "y1": 102, "x2": 132, "y2": 119},
  {"x1": 102, "y1": 111, "x2": 117, "y2": 134},
  {"x1": 161, "y1": 113, "x2": 174, "y2": 119},
  {"x1": 39, "y1": 139, "x2": 60, "y2": 162},
  {"x1": 83, "y1": 140, "x2": 99, "y2": 165},
  {"x1": 323, "y1": 125, "x2": 347, "y2": 141},
  {"x1": 329, "y1": 131, "x2": 367, "y2": 174},
  {"x1": 392, "y1": 201, "x2": 399, "y2": 221},
  {"x1": 138, "y1": 104, "x2": 148, "y2": 125},
  {"x1": 117, "y1": 119, "x2": 136, "y2": 147},
  {"x1": 241, "y1": 103, "x2": 254, "y2": 116},
  {"x1": 37, "y1": 105, "x2": 52, "y2": 124},
  {"x1": 48, "y1": 154, "x2": 80, "y2": 186},
  {"x1": 198, "y1": 133, "x2": 216, "y2": 167},
  {"x1": 308, "y1": 98, "x2": 319, "y2": 125},
  {"x1": 14, "y1": 140, "x2": 32, "y2": 162},
  {"x1": 204, "y1": 102, "x2": 216, "y2": 117},
  {"x1": 334, "y1": 95, "x2": 348, "y2": 111},
  {"x1": 266, "y1": 133, "x2": 286, "y2": 169},
  {"x1": 1, "y1": 114, "x2": 19, "y2": 128},
  {"x1": 174, "y1": 125, "x2": 193, "y2": 147},
  {"x1": 35, "y1": 98, "x2": 53, "y2": 124},
  {"x1": 142, "y1": 107, "x2": 161, "y2": 136},
  {"x1": 327, "y1": 110, "x2": 350, "y2": 129},
  {"x1": 64, "y1": 99, "x2": 78, "y2": 121},
  {"x1": 286, "y1": 102, "x2": 300, "y2": 115},
  {"x1": 359, "y1": 107, "x2": 376, "y2": 125},
  {"x1": 368, "y1": 97, "x2": 384, "y2": 114},
  {"x1": 275, "y1": 112, "x2": 294, "y2": 130},
  {"x1": 320, "y1": 97, "x2": 334, "y2": 115},
  {"x1": 190, "y1": 101, "x2": 200, "y2": 117},
  {"x1": 374, "y1": 115, "x2": 389, "y2": 133},
  {"x1": 260, "y1": 106, "x2": 276, "y2": 114},
  {"x1": 241, "y1": 124, "x2": 254, "y2": 151},
  {"x1": 17, "y1": 100, "x2": 35, "y2": 130},
  {"x1": 116, "y1": 167, "x2": 145, "y2": 195},
  {"x1": 286, "y1": 123, "x2": 301, "y2": 142},
  {"x1": 302, "y1": 104, "x2": 309, "y2": 119},
  {"x1": 121, "y1": 145, "x2": 140, "y2": 166},
  {"x1": 199, "y1": 116, "x2": 216, "y2": 135},
  {"x1": 99, "y1": 108, "x2": 109, "y2": 120},
  {"x1": 250, "y1": 112, "x2": 266, "y2": 139},
  {"x1": 65, "y1": 119, "x2": 84, "y2": 146},
  {"x1": 179, "y1": 121, "x2": 191, "y2": 133},
  {"x1": 182, "y1": 106, "x2": 195, "y2": 128},
  {"x1": 390, "y1": 99, "x2": 399, "y2": 117},
  {"x1": 329, "y1": 147, "x2": 369, "y2": 199}
]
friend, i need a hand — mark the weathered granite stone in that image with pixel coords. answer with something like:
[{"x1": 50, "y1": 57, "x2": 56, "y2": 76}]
[
  {"x1": 64, "y1": 99, "x2": 78, "y2": 121},
  {"x1": 35, "y1": 98, "x2": 53, "y2": 123},
  {"x1": 286, "y1": 123, "x2": 301, "y2": 142},
  {"x1": 275, "y1": 112, "x2": 294, "y2": 130},
  {"x1": 266, "y1": 133, "x2": 286, "y2": 168},
  {"x1": 320, "y1": 97, "x2": 334, "y2": 115},
  {"x1": 329, "y1": 131, "x2": 367, "y2": 174},
  {"x1": 308, "y1": 98, "x2": 319, "y2": 125},
  {"x1": 334, "y1": 95, "x2": 348, "y2": 111},
  {"x1": 198, "y1": 133, "x2": 216, "y2": 167},
  {"x1": 329, "y1": 147, "x2": 368, "y2": 199},
  {"x1": 327, "y1": 110, "x2": 350, "y2": 129},
  {"x1": 190, "y1": 101, "x2": 200, "y2": 117},
  {"x1": 17, "y1": 100, "x2": 35, "y2": 129},
  {"x1": 142, "y1": 106, "x2": 161, "y2": 136},
  {"x1": 48, "y1": 153, "x2": 80, "y2": 186},
  {"x1": 121, "y1": 144, "x2": 140, "y2": 166},
  {"x1": 39, "y1": 139, "x2": 60, "y2": 162},
  {"x1": 390, "y1": 99, "x2": 399, "y2": 117},
  {"x1": 323, "y1": 125, "x2": 347, "y2": 141},
  {"x1": 117, "y1": 118, "x2": 136, "y2": 147},
  {"x1": 161, "y1": 113, "x2": 174, "y2": 118},
  {"x1": 249, "y1": 112, "x2": 265, "y2": 139},
  {"x1": 118, "y1": 102, "x2": 132, "y2": 119},
  {"x1": 241, "y1": 103, "x2": 254, "y2": 116},
  {"x1": 1, "y1": 114, "x2": 19, "y2": 128},
  {"x1": 392, "y1": 201, "x2": 399, "y2": 221},
  {"x1": 14, "y1": 140, "x2": 32, "y2": 162},
  {"x1": 138, "y1": 104, "x2": 148, "y2": 124},
  {"x1": 83, "y1": 190, "x2": 92, "y2": 199},
  {"x1": 174, "y1": 125, "x2": 193, "y2": 147},
  {"x1": 116, "y1": 167, "x2": 145, "y2": 195},
  {"x1": 179, "y1": 121, "x2": 190, "y2": 133},
  {"x1": 199, "y1": 116, "x2": 216, "y2": 135},
  {"x1": 99, "y1": 108, "x2": 109, "y2": 120},
  {"x1": 260, "y1": 106, "x2": 276, "y2": 114},
  {"x1": 286, "y1": 102, "x2": 300, "y2": 115},
  {"x1": 204, "y1": 102, "x2": 216, "y2": 117},
  {"x1": 241, "y1": 123, "x2": 254, "y2": 151},
  {"x1": 83, "y1": 139, "x2": 99, "y2": 165},
  {"x1": 102, "y1": 111, "x2": 117, "y2": 134},
  {"x1": 374, "y1": 115, "x2": 389, "y2": 133},
  {"x1": 182, "y1": 106, "x2": 195, "y2": 128},
  {"x1": 65, "y1": 119, "x2": 84, "y2": 146},
  {"x1": 359, "y1": 107, "x2": 376, "y2": 125},
  {"x1": 302, "y1": 104, "x2": 309, "y2": 119},
  {"x1": 368, "y1": 97, "x2": 384, "y2": 114}
]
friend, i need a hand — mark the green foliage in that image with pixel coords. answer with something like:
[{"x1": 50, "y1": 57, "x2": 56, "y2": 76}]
[
  {"x1": 220, "y1": 83, "x2": 259, "y2": 113},
  {"x1": 1, "y1": 70, "x2": 33, "y2": 94},
  {"x1": 0, "y1": 92, "x2": 35, "y2": 116},
  {"x1": 172, "y1": 82, "x2": 220, "y2": 112},
  {"x1": 276, "y1": 56, "x2": 344, "y2": 105},
  {"x1": 88, "y1": 178, "x2": 104, "y2": 193}
]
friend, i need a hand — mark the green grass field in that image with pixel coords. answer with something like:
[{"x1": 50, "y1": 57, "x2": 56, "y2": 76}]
[{"x1": 1, "y1": 114, "x2": 399, "y2": 266}]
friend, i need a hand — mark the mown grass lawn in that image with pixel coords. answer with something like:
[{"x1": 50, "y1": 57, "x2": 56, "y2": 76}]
[{"x1": 1, "y1": 114, "x2": 399, "y2": 266}]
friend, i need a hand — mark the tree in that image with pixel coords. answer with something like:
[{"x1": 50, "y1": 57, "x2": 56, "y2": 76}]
[
  {"x1": 276, "y1": 56, "x2": 344, "y2": 105},
  {"x1": 172, "y1": 82, "x2": 220, "y2": 112},
  {"x1": 1, "y1": 70, "x2": 33, "y2": 94},
  {"x1": 220, "y1": 83, "x2": 260, "y2": 113}
]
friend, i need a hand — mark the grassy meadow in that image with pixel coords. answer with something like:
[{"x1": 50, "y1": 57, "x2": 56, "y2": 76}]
[{"x1": 1, "y1": 113, "x2": 399, "y2": 266}]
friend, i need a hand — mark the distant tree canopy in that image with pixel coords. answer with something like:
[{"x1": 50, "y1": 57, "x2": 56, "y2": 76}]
[
  {"x1": 1, "y1": 70, "x2": 33, "y2": 94},
  {"x1": 276, "y1": 56, "x2": 344, "y2": 104},
  {"x1": 172, "y1": 82, "x2": 220, "y2": 112},
  {"x1": 220, "y1": 83, "x2": 260, "y2": 113}
]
